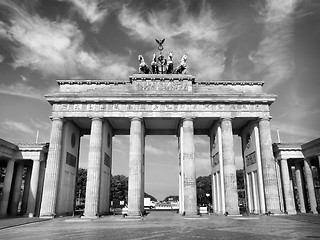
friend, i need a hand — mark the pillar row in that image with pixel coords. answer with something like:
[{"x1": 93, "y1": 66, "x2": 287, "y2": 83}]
[
  {"x1": 128, "y1": 117, "x2": 145, "y2": 217},
  {"x1": 258, "y1": 117, "x2": 281, "y2": 213},
  {"x1": 10, "y1": 162, "x2": 24, "y2": 216},
  {"x1": 84, "y1": 118, "x2": 103, "y2": 218},
  {"x1": 295, "y1": 162, "x2": 306, "y2": 213},
  {"x1": 221, "y1": 118, "x2": 238, "y2": 215},
  {"x1": 0, "y1": 159, "x2": 15, "y2": 216},
  {"x1": 304, "y1": 158, "x2": 317, "y2": 213},
  {"x1": 26, "y1": 160, "x2": 41, "y2": 217},
  {"x1": 40, "y1": 117, "x2": 64, "y2": 218},
  {"x1": 280, "y1": 159, "x2": 296, "y2": 214}
]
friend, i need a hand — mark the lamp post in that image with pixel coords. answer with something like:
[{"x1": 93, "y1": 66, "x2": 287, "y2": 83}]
[{"x1": 206, "y1": 193, "x2": 211, "y2": 215}]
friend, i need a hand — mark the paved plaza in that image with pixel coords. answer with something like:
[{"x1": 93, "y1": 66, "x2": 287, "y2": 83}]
[{"x1": 0, "y1": 212, "x2": 320, "y2": 239}]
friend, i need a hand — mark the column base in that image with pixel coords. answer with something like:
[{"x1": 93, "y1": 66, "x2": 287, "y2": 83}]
[
  {"x1": 285, "y1": 210, "x2": 297, "y2": 215},
  {"x1": 39, "y1": 214, "x2": 55, "y2": 219},
  {"x1": 125, "y1": 215, "x2": 143, "y2": 220},
  {"x1": 81, "y1": 215, "x2": 99, "y2": 219}
]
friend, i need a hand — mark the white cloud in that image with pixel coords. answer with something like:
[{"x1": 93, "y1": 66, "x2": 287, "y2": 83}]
[
  {"x1": 63, "y1": 0, "x2": 108, "y2": 32},
  {"x1": 0, "y1": 1, "x2": 134, "y2": 80},
  {"x1": 250, "y1": 0, "x2": 298, "y2": 90},
  {"x1": 0, "y1": 54, "x2": 4, "y2": 63},
  {"x1": 2, "y1": 120, "x2": 34, "y2": 135},
  {"x1": 0, "y1": 83, "x2": 47, "y2": 101},
  {"x1": 118, "y1": 3, "x2": 229, "y2": 80}
]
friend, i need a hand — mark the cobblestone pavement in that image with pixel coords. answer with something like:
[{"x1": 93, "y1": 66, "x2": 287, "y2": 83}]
[{"x1": 0, "y1": 212, "x2": 320, "y2": 240}]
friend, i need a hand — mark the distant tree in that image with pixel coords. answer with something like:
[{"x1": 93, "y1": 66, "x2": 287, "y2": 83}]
[
  {"x1": 196, "y1": 175, "x2": 212, "y2": 206},
  {"x1": 144, "y1": 192, "x2": 157, "y2": 202},
  {"x1": 236, "y1": 169, "x2": 245, "y2": 190},
  {"x1": 77, "y1": 168, "x2": 87, "y2": 205},
  {"x1": 110, "y1": 175, "x2": 128, "y2": 202},
  {"x1": 163, "y1": 195, "x2": 179, "y2": 202}
]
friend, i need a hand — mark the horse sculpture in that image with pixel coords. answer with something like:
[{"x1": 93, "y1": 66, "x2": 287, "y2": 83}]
[
  {"x1": 138, "y1": 55, "x2": 150, "y2": 74},
  {"x1": 151, "y1": 53, "x2": 158, "y2": 74},
  {"x1": 175, "y1": 54, "x2": 187, "y2": 74}
]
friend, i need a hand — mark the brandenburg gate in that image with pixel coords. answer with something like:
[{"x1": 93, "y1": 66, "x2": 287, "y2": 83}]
[{"x1": 40, "y1": 46, "x2": 281, "y2": 218}]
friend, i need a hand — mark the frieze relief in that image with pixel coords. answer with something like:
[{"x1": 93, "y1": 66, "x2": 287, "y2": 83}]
[
  {"x1": 55, "y1": 103, "x2": 269, "y2": 112},
  {"x1": 135, "y1": 81, "x2": 189, "y2": 91}
]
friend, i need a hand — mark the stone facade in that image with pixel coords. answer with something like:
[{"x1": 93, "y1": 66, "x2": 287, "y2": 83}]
[
  {"x1": 0, "y1": 139, "x2": 48, "y2": 217},
  {"x1": 38, "y1": 73, "x2": 282, "y2": 218}
]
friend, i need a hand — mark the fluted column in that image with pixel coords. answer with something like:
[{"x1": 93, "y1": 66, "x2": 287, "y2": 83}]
[
  {"x1": 40, "y1": 117, "x2": 64, "y2": 218},
  {"x1": 280, "y1": 159, "x2": 296, "y2": 214},
  {"x1": 182, "y1": 118, "x2": 197, "y2": 216},
  {"x1": 128, "y1": 117, "x2": 144, "y2": 217},
  {"x1": 304, "y1": 158, "x2": 317, "y2": 213},
  {"x1": 295, "y1": 162, "x2": 306, "y2": 213},
  {"x1": 221, "y1": 118, "x2": 238, "y2": 215},
  {"x1": 0, "y1": 159, "x2": 15, "y2": 216},
  {"x1": 26, "y1": 160, "x2": 41, "y2": 217},
  {"x1": 258, "y1": 117, "x2": 281, "y2": 213},
  {"x1": 10, "y1": 162, "x2": 24, "y2": 216},
  {"x1": 84, "y1": 118, "x2": 103, "y2": 218}
]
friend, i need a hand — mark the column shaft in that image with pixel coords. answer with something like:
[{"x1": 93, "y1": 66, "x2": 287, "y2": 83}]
[
  {"x1": 40, "y1": 118, "x2": 64, "y2": 218},
  {"x1": 304, "y1": 159, "x2": 317, "y2": 213},
  {"x1": 128, "y1": 118, "x2": 144, "y2": 217},
  {"x1": 0, "y1": 159, "x2": 15, "y2": 216},
  {"x1": 258, "y1": 117, "x2": 280, "y2": 213},
  {"x1": 26, "y1": 160, "x2": 41, "y2": 217},
  {"x1": 182, "y1": 118, "x2": 197, "y2": 216},
  {"x1": 21, "y1": 165, "x2": 32, "y2": 215},
  {"x1": 295, "y1": 162, "x2": 306, "y2": 213},
  {"x1": 84, "y1": 118, "x2": 103, "y2": 218},
  {"x1": 221, "y1": 118, "x2": 238, "y2": 215},
  {"x1": 280, "y1": 159, "x2": 296, "y2": 214},
  {"x1": 251, "y1": 172, "x2": 258, "y2": 213},
  {"x1": 10, "y1": 163, "x2": 24, "y2": 216}
]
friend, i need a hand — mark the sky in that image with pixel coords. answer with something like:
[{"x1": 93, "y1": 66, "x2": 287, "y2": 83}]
[{"x1": 0, "y1": 0, "x2": 320, "y2": 200}]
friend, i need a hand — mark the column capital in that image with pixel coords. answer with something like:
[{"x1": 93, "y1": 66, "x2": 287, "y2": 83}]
[
  {"x1": 50, "y1": 117, "x2": 65, "y2": 122},
  {"x1": 219, "y1": 117, "x2": 233, "y2": 122},
  {"x1": 130, "y1": 117, "x2": 143, "y2": 122},
  {"x1": 181, "y1": 117, "x2": 194, "y2": 122},
  {"x1": 91, "y1": 117, "x2": 103, "y2": 122},
  {"x1": 258, "y1": 116, "x2": 272, "y2": 122}
]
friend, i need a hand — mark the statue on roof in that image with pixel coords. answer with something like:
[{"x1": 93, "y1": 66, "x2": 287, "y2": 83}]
[
  {"x1": 137, "y1": 38, "x2": 188, "y2": 74},
  {"x1": 138, "y1": 55, "x2": 150, "y2": 74}
]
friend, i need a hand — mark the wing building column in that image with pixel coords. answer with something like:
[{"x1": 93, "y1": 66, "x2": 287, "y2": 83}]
[
  {"x1": 295, "y1": 161, "x2": 306, "y2": 213},
  {"x1": 280, "y1": 159, "x2": 296, "y2": 214},
  {"x1": 0, "y1": 159, "x2": 15, "y2": 216},
  {"x1": 304, "y1": 158, "x2": 317, "y2": 213},
  {"x1": 40, "y1": 117, "x2": 64, "y2": 218}
]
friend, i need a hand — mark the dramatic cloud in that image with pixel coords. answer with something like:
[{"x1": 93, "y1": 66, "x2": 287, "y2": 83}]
[
  {"x1": 118, "y1": 2, "x2": 228, "y2": 80},
  {"x1": 0, "y1": 82, "x2": 48, "y2": 101},
  {"x1": 0, "y1": 54, "x2": 4, "y2": 63},
  {"x1": 1, "y1": 120, "x2": 34, "y2": 135},
  {"x1": 250, "y1": 0, "x2": 299, "y2": 90},
  {"x1": 0, "y1": 1, "x2": 134, "y2": 80},
  {"x1": 62, "y1": 0, "x2": 109, "y2": 32}
]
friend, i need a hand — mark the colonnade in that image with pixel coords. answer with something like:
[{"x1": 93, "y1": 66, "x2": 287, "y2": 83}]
[
  {"x1": 277, "y1": 158, "x2": 319, "y2": 214},
  {"x1": 0, "y1": 158, "x2": 45, "y2": 217}
]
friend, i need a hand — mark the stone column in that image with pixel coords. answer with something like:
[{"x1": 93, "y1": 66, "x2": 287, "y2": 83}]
[
  {"x1": 26, "y1": 160, "x2": 41, "y2": 217},
  {"x1": 128, "y1": 117, "x2": 144, "y2": 217},
  {"x1": 0, "y1": 159, "x2": 15, "y2": 216},
  {"x1": 304, "y1": 158, "x2": 317, "y2": 213},
  {"x1": 182, "y1": 118, "x2": 197, "y2": 216},
  {"x1": 84, "y1": 118, "x2": 103, "y2": 218},
  {"x1": 21, "y1": 165, "x2": 32, "y2": 215},
  {"x1": 221, "y1": 118, "x2": 238, "y2": 215},
  {"x1": 258, "y1": 117, "x2": 281, "y2": 213},
  {"x1": 295, "y1": 161, "x2": 306, "y2": 213},
  {"x1": 251, "y1": 172, "x2": 258, "y2": 213},
  {"x1": 246, "y1": 173, "x2": 253, "y2": 213},
  {"x1": 280, "y1": 159, "x2": 296, "y2": 214},
  {"x1": 40, "y1": 117, "x2": 64, "y2": 218},
  {"x1": 9, "y1": 162, "x2": 24, "y2": 216},
  {"x1": 212, "y1": 173, "x2": 217, "y2": 213}
]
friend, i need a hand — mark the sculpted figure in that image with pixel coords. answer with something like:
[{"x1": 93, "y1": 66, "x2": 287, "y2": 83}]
[
  {"x1": 151, "y1": 53, "x2": 158, "y2": 74},
  {"x1": 175, "y1": 54, "x2": 187, "y2": 74},
  {"x1": 166, "y1": 52, "x2": 173, "y2": 74},
  {"x1": 157, "y1": 52, "x2": 167, "y2": 74},
  {"x1": 138, "y1": 55, "x2": 150, "y2": 74}
]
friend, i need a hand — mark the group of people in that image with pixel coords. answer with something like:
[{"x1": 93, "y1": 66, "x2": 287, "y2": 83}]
[{"x1": 138, "y1": 52, "x2": 188, "y2": 74}]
